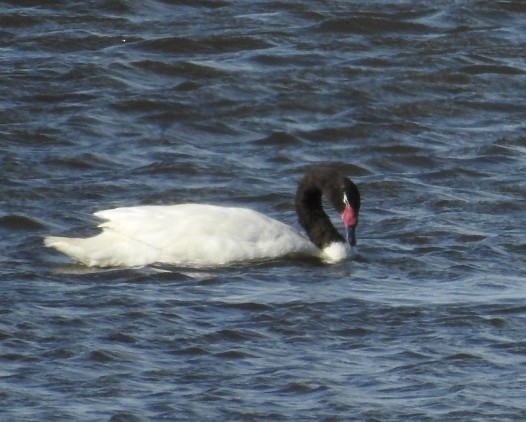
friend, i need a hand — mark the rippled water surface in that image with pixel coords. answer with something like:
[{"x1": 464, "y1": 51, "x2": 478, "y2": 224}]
[{"x1": 2, "y1": 1, "x2": 526, "y2": 421}]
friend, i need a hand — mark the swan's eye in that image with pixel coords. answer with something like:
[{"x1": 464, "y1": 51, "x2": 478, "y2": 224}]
[{"x1": 343, "y1": 193, "x2": 350, "y2": 206}]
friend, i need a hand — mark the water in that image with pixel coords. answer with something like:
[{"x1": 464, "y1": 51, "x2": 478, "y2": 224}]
[{"x1": 1, "y1": 1, "x2": 526, "y2": 420}]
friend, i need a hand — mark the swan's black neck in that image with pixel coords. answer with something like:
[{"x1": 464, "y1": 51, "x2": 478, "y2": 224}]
[{"x1": 295, "y1": 167, "x2": 360, "y2": 250}]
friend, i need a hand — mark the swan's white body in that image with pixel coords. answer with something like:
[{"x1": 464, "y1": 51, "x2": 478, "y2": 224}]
[{"x1": 44, "y1": 204, "x2": 349, "y2": 267}]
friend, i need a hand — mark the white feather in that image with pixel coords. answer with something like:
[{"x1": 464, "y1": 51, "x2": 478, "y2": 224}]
[{"x1": 44, "y1": 204, "x2": 338, "y2": 267}]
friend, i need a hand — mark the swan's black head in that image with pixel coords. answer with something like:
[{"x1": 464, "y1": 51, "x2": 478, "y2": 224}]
[{"x1": 296, "y1": 167, "x2": 361, "y2": 250}]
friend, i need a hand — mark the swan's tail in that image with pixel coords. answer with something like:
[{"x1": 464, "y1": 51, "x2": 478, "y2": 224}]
[
  {"x1": 44, "y1": 236, "x2": 99, "y2": 266},
  {"x1": 44, "y1": 234, "x2": 159, "y2": 267}
]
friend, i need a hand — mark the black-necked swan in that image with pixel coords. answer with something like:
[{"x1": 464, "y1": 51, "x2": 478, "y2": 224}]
[{"x1": 44, "y1": 167, "x2": 360, "y2": 267}]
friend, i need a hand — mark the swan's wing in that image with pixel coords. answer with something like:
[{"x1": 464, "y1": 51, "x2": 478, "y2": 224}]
[
  {"x1": 94, "y1": 204, "x2": 317, "y2": 265},
  {"x1": 94, "y1": 204, "x2": 275, "y2": 245},
  {"x1": 94, "y1": 205, "x2": 197, "y2": 244}
]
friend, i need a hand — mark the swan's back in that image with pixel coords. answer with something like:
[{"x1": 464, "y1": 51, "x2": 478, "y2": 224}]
[{"x1": 45, "y1": 204, "x2": 318, "y2": 267}]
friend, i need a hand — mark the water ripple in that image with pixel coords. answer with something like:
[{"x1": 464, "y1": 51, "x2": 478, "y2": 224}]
[{"x1": 2, "y1": 0, "x2": 526, "y2": 420}]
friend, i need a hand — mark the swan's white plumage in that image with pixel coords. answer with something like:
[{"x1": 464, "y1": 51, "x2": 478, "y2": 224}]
[
  {"x1": 321, "y1": 241, "x2": 350, "y2": 263},
  {"x1": 44, "y1": 204, "x2": 343, "y2": 267}
]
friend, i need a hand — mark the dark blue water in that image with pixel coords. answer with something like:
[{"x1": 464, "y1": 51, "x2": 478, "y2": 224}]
[{"x1": 1, "y1": 1, "x2": 526, "y2": 420}]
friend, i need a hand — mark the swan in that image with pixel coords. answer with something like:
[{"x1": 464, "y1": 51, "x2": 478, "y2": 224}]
[{"x1": 44, "y1": 167, "x2": 360, "y2": 267}]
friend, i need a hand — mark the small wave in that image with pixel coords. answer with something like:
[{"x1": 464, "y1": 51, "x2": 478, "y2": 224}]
[
  {"x1": 0, "y1": 214, "x2": 46, "y2": 230},
  {"x1": 460, "y1": 64, "x2": 525, "y2": 75},
  {"x1": 316, "y1": 15, "x2": 431, "y2": 34},
  {"x1": 137, "y1": 35, "x2": 271, "y2": 55},
  {"x1": 255, "y1": 131, "x2": 302, "y2": 146},
  {"x1": 109, "y1": 412, "x2": 148, "y2": 422}
]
